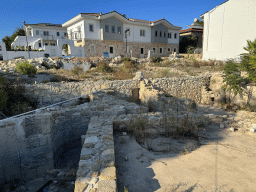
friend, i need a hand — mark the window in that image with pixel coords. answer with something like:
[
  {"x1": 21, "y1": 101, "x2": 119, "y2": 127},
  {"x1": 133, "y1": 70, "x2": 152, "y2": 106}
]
[
  {"x1": 45, "y1": 43, "x2": 48, "y2": 46},
  {"x1": 52, "y1": 43, "x2": 56, "y2": 46},
  {"x1": 141, "y1": 48, "x2": 144, "y2": 54},
  {"x1": 160, "y1": 31, "x2": 162, "y2": 37},
  {"x1": 164, "y1": 32, "x2": 166, "y2": 37},
  {"x1": 174, "y1": 33, "x2": 177, "y2": 39},
  {"x1": 39, "y1": 43, "x2": 41, "y2": 47},
  {"x1": 105, "y1": 25, "x2": 109, "y2": 33},
  {"x1": 153, "y1": 48, "x2": 156, "y2": 53},
  {"x1": 90, "y1": 44, "x2": 95, "y2": 53},
  {"x1": 111, "y1": 26, "x2": 115, "y2": 33},
  {"x1": 174, "y1": 48, "x2": 176, "y2": 52},
  {"x1": 57, "y1": 32, "x2": 59, "y2": 36},
  {"x1": 64, "y1": 32, "x2": 67, "y2": 36},
  {"x1": 36, "y1": 30, "x2": 39, "y2": 35},
  {"x1": 126, "y1": 28, "x2": 130, "y2": 36},
  {"x1": 155, "y1": 30, "x2": 157, "y2": 37},
  {"x1": 43, "y1": 31, "x2": 49, "y2": 36},
  {"x1": 89, "y1": 24, "x2": 94, "y2": 32},
  {"x1": 117, "y1": 26, "x2": 121, "y2": 34},
  {"x1": 169, "y1": 33, "x2": 172, "y2": 39},
  {"x1": 160, "y1": 48, "x2": 163, "y2": 54},
  {"x1": 168, "y1": 48, "x2": 171, "y2": 52},
  {"x1": 0, "y1": 46, "x2": 2, "y2": 51},
  {"x1": 140, "y1": 29, "x2": 145, "y2": 37},
  {"x1": 77, "y1": 26, "x2": 81, "y2": 32},
  {"x1": 110, "y1": 46, "x2": 114, "y2": 54}
]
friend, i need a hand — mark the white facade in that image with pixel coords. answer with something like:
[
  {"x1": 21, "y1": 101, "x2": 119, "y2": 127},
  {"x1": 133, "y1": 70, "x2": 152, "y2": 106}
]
[
  {"x1": 63, "y1": 11, "x2": 181, "y2": 45},
  {"x1": 201, "y1": 0, "x2": 256, "y2": 61}
]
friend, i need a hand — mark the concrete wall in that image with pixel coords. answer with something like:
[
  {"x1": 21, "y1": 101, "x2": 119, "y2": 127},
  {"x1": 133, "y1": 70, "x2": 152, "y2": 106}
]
[
  {"x1": 151, "y1": 24, "x2": 168, "y2": 44},
  {"x1": 167, "y1": 29, "x2": 180, "y2": 45},
  {"x1": 100, "y1": 16, "x2": 123, "y2": 41},
  {"x1": 133, "y1": 25, "x2": 151, "y2": 43},
  {"x1": 202, "y1": 0, "x2": 256, "y2": 61},
  {"x1": 27, "y1": 26, "x2": 67, "y2": 40},
  {"x1": 84, "y1": 19, "x2": 101, "y2": 40}
]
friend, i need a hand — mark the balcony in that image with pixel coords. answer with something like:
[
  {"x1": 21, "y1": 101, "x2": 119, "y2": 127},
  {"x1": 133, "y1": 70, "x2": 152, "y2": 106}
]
[
  {"x1": 63, "y1": 31, "x2": 82, "y2": 40},
  {"x1": 41, "y1": 35, "x2": 54, "y2": 40}
]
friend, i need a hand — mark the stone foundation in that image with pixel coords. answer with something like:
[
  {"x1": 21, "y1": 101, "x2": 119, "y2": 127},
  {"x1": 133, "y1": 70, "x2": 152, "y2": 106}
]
[{"x1": 81, "y1": 39, "x2": 179, "y2": 58}]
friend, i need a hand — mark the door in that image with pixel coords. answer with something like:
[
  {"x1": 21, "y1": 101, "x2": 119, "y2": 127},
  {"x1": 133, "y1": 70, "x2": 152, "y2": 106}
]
[
  {"x1": 140, "y1": 48, "x2": 144, "y2": 58},
  {"x1": 109, "y1": 46, "x2": 114, "y2": 58}
]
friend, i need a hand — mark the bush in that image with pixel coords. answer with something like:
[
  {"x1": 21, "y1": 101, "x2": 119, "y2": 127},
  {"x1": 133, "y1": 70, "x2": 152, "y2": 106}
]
[
  {"x1": 0, "y1": 89, "x2": 8, "y2": 110},
  {"x1": 121, "y1": 57, "x2": 132, "y2": 63},
  {"x1": 71, "y1": 66, "x2": 84, "y2": 75},
  {"x1": 96, "y1": 61, "x2": 113, "y2": 73},
  {"x1": 121, "y1": 60, "x2": 138, "y2": 72},
  {"x1": 16, "y1": 61, "x2": 37, "y2": 76},
  {"x1": 151, "y1": 56, "x2": 163, "y2": 63},
  {"x1": 113, "y1": 68, "x2": 134, "y2": 80},
  {"x1": 41, "y1": 62, "x2": 50, "y2": 69}
]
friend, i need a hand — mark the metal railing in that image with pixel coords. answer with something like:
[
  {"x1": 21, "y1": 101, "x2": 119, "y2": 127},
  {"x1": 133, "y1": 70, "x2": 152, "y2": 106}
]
[
  {"x1": 0, "y1": 79, "x2": 136, "y2": 121},
  {"x1": 41, "y1": 35, "x2": 54, "y2": 40}
]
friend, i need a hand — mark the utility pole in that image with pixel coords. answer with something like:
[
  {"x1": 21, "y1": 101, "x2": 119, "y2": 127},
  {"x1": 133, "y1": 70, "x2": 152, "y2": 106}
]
[
  {"x1": 125, "y1": 29, "x2": 129, "y2": 57},
  {"x1": 23, "y1": 21, "x2": 30, "y2": 59}
]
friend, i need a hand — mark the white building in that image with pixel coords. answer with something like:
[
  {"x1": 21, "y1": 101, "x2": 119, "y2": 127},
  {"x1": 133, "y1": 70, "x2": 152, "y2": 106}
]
[
  {"x1": 62, "y1": 11, "x2": 182, "y2": 58},
  {"x1": 200, "y1": 0, "x2": 256, "y2": 61},
  {"x1": 0, "y1": 23, "x2": 84, "y2": 60}
]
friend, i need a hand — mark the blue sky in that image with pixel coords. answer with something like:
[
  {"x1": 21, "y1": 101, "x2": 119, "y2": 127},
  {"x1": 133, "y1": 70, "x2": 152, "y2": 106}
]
[{"x1": 0, "y1": 0, "x2": 226, "y2": 41}]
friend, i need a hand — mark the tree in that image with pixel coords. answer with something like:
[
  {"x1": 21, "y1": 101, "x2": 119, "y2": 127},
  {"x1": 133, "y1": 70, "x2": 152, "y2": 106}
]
[
  {"x1": 1, "y1": 25, "x2": 25, "y2": 51},
  {"x1": 196, "y1": 20, "x2": 204, "y2": 27},
  {"x1": 240, "y1": 39, "x2": 256, "y2": 82},
  {"x1": 2, "y1": 36, "x2": 12, "y2": 51},
  {"x1": 179, "y1": 34, "x2": 198, "y2": 53},
  {"x1": 222, "y1": 60, "x2": 243, "y2": 106}
]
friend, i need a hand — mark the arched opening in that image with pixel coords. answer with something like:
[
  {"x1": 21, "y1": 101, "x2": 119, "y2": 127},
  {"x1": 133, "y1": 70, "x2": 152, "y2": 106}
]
[{"x1": 62, "y1": 44, "x2": 71, "y2": 56}]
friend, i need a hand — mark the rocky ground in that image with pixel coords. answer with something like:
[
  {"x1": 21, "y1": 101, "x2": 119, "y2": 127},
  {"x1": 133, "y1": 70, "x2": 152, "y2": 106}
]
[{"x1": 115, "y1": 105, "x2": 256, "y2": 192}]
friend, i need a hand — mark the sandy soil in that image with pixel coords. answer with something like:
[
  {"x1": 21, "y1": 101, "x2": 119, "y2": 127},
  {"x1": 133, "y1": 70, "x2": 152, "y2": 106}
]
[{"x1": 115, "y1": 106, "x2": 256, "y2": 192}]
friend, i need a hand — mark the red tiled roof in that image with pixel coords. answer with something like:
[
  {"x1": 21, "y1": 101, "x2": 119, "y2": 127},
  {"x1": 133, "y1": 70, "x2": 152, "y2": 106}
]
[{"x1": 180, "y1": 28, "x2": 203, "y2": 33}]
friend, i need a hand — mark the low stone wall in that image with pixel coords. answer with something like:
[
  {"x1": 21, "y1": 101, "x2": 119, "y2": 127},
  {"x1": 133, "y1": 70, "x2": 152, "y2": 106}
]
[
  {"x1": 75, "y1": 116, "x2": 117, "y2": 192},
  {"x1": 24, "y1": 75, "x2": 211, "y2": 108}
]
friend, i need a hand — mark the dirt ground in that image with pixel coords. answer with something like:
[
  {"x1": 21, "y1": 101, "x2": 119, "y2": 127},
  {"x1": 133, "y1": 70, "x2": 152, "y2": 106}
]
[{"x1": 115, "y1": 105, "x2": 256, "y2": 192}]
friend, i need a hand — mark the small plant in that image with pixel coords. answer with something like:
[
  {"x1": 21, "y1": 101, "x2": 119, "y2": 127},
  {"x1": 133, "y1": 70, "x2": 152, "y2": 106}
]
[
  {"x1": 96, "y1": 61, "x2": 113, "y2": 73},
  {"x1": 121, "y1": 57, "x2": 132, "y2": 63},
  {"x1": 192, "y1": 59, "x2": 200, "y2": 68},
  {"x1": 16, "y1": 61, "x2": 37, "y2": 76},
  {"x1": 71, "y1": 66, "x2": 84, "y2": 75},
  {"x1": 42, "y1": 80, "x2": 49, "y2": 84},
  {"x1": 41, "y1": 62, "x2": 50, "y2": 69},
  {"x1": 124, "y1": 186, "x2": 129, "y2": 192},
  {"x1": 151, "y1": 56, "x2": 163, "y2": 63}
]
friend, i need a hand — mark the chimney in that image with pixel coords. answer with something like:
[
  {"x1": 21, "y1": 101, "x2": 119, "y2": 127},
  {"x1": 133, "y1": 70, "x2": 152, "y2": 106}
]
[
  {"x1": 123, "y1": 14, "x2": 126, "y2": 18},
  {"x1": 100, "y1": 12, "x2": 102, "y2": 15}
]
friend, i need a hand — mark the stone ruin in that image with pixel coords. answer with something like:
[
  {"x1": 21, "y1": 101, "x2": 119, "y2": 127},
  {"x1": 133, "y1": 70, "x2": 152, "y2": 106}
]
[{"x1": 1, "y1": 70, "x2": 256, "y2": 191}]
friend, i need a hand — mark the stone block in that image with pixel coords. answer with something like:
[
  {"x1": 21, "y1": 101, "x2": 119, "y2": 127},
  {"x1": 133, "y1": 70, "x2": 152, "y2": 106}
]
[
  {"x1": 83, "y1": 136, "x2": 99, "y2": 148},
  {"x1": 76, "y1": 167, "x2": 90, "y2": 177},
  {"x1": 250, "y1": 128, "x2": 256, "y2": 133},
  {"x1": 90, "y1": 171, "x2": 99, "y2": 177},
  {"x1": 74, "y1": 178, "x2": 89, "y2": 192},
  {"x1": 91, "y1": 162, "x2": 101, "y2": 172},
  {"x1": 81, "y1": 148, "x2": 97, "y2": 160},
  {"x1": 95, "y1": 142, "x2": 104, "y2": 150},
  {"x1": 97, "y1": 179, "x2": 117, "y2": 192},
  {"x1": 79, "y1": 160, "x2": 91, "y2": 168},
  {"x1": 99, "y1": 167, "x2": 116, "y2": 180}
]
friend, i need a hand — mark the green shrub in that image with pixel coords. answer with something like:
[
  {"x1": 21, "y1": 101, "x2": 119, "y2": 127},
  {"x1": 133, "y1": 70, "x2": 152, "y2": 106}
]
[
  {"x1": 71, "y1": 66, "x2": 84, "y2": 75},
  {"x1": 0, "y1": 89, "x2": 8, "y2": 110},
  {"x1": 151, "y1": 56, "x2": 163, "y2": 63},
  {"x1": 41, "y1": 62, "x2": 50, "y2": 69},
  {"x1": 121, "y1": 57, "x2": 132, "y2": 63},
  {"x1": 16, "y1": 61, "x2": 37, "y2": 76},
  {"x1": 121, "y1": 60, "x2": 138, "y2": 72},
  {"x1": 96, "y1": 61, "x2": 113, "y2": 73}
]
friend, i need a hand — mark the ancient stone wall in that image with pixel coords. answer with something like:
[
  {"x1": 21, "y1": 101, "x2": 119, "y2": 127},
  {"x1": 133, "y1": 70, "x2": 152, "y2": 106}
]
[{"x1": 24, "y1": 75, "x2": 211, "y2": 108}]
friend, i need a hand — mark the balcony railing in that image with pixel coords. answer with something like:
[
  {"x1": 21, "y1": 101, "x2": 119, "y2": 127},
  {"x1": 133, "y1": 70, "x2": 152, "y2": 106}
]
[
  {"x1": 41, "y1": 35, "x2": 54, "y2": 40},
  {"x1": 63, "y1": 31, "x2": 82, "y2": 40}
]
